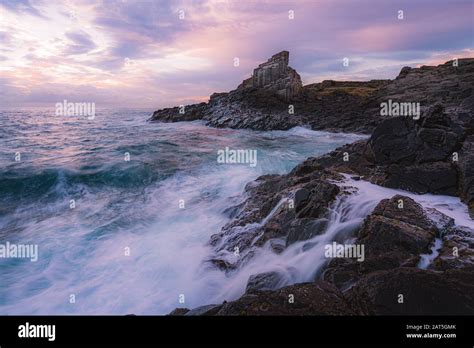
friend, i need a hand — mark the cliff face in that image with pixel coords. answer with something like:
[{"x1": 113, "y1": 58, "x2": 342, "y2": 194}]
[{"x1": 150, "y1": 52, "x2": 474, "y2": 134}]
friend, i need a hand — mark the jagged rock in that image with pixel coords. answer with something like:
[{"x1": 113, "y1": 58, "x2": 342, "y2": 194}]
[
  {"x1": 294, "y1": 188, "x2": 310, "y2": 211},
  {"x1": 379, "y1": 59, "x2": 474, "y2": 111},
  {"x1": 397, "y1": 66, "x2": 412, "y2": 79},
  {"x1": 383, "y1": 162, "x2": 458, "y2": 195},
  {"x1": 323, "y1": 195, "x2": 439, "y2": 289},
  {"x1": 215, "y1": 281, "x2": 361, "y2": 315},
  {"x1": 158, "y1": 57, "x2": 474, "y2": 315},
  {"x1": 355, "y1": 103, "x2": 470, "y2": 196},
  {"x1": 250, "y1": 51, "x2": 302, "y2": 101},
  {"x1": 150, "y1": 57, "x2": 474, "y2": 133},
  {"x1": 432, "y1": 226, "x2": 474, "y2": 270},
  {"x1": 246, "y1": 271, "x2": 285, "y2": 292},
  {"x1": 149, "y1": 102, "x2": 207, "y2": 123},
  {"x1": 285, "y1": 218, "x2": 329, "y2": 246},
  {"x1": 208, "y1": 169, "x2": 342, "y2": 271},
  {"x1": 424, "y1": 207, "x2": 455, "y2": 235},
  {"x1": 359, "y1": 195, "x2": 437, "y2": 254},
  {"x1": 345, "y1": 267, "x2": 474, "y2": 315},
  {"x1": 457, "y1": 136, "x2": 474, "y2": 217},
  {"x1": 366, "y1": 104, "x2": 464, "y2": 166},
  {"x1": 207, "y1": 258, "x2": 237, "y2": 271},
  {"x1": 295, "y1": 182, "x2": 340, "y2": 219},
  {"x1": 307, "y1": 140, "x2": 372, "y2": 176}
]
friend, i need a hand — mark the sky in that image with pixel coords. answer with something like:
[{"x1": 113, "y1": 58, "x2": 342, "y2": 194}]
[{"x1": 0, "y1": 0, "x2": 473, "y2": 108}]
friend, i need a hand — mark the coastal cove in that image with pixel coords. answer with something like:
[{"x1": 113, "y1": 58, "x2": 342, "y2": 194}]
[
  {"x1": 2, "y1": 1, "x2": 474, "y2": 344},
  {"x1": 152, "y1": 52, "x2": 474, "y2": 316},
  {"x1": 1, "y1": 53, "x2": 473, "y2": 316},
  {"x1": 0, "y1": 111, "x2": 366, "y2": 314}
]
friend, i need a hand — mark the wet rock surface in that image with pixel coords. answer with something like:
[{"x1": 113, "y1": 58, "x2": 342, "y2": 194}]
[
  {"x1": 322, "y1": 195, "x2": 438, "y2": 290},
  {"x1": 245, "y1": 271, "x2": 286, "y2": 292},
  {"x1": 215, "y1": 281, "x2": 361, "y2": 315},
  {"x1": 164, "y1": 55, "x2": 473, "y2": 316},
  {"x1": 345, "y1": 267, "x2": 474, "y2": 315},
  {"x1": 207, "y1": 169, "x2": 342, "y2": 272},
  {"x1": 458, "y1": 136, "x2": 474, "y2": 217},
  {"x1": 192, "y1": 106, "x2": 473, "y2": 314},
  {"x1": 432, "y1": 226, "x2": 474, "y2": 270}
]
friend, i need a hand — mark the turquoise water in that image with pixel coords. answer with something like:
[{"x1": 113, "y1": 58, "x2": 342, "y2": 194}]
[{"x1": 0, "y1": 107, "x2": 366, "y2": 314}]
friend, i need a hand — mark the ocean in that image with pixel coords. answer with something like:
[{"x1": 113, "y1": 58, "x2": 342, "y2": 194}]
[
  {"x1": 0, "y1": 107, "x2": 366, "y2": 314},
  {"x1": 0, "y1": 108, "x2": 470, "y2": 314}
]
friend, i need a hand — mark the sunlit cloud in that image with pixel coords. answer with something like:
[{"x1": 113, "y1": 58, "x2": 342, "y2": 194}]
[{"x1": 0, "y1": 0, "x2": 472, "y2": 108}]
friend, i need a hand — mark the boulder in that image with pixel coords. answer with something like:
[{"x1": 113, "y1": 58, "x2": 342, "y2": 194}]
[
  {"x1": 345, "y1": 267, "x2": 474, "y2": 315},
  {"x1": 383, "y1": 162, "x2": 458, "y2": 195},
  {"x1": 432, "y1": 226, "x2": 474, "y2": 270},
  {"x1": 294, "y1": 188, "x2": 310, "y2": 211},
  {"x1": 295, "y1": 182, "x2": 340, "y2": 219},
  {"x1": 323, "y1": 195, "x2": 438, "y2": 289},
  {"x1": 286, "y1": 218, "x2": 329, "y2": 246},
  {"x1": 246, "y1": 271, "x2": 285, "y2": 292},
  {"x1": 215, "y1": 281, "x2": 361, "y2": 315}
]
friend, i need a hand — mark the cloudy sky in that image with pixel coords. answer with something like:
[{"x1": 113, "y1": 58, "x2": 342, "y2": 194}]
[{"x1": 0, "y1": 0, "x2": 473, "y2": 108}]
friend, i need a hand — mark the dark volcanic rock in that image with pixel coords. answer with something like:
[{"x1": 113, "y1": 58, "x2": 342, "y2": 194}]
[
  {"x1": 149, "y1": 102, "x2": 207, "y2": 123},
  {"x1": 383, "y1": 162, "x2": 458, "y2": 195},
  {"x1": 323, "y1": 195, "x2": 439, "y2": 290},
  {"x1": 432, "y1": 226, "x2": 474, "y2": 270},
  {"x1": 345, "y1": 267, "x2": 474, "y2": 315},
  {"x1": 366, "y1": 103, "x2": 465, "y2": 166},
  {"x1": 457, "y1": 136, "x2": 474, "y2": 217},
  {"x1": 378, "y1": 59, "x2": 474, "y2": 111},
  {"x1": 215, "y1": 281, "x2": 361, "y2": 315},
  {"x1": 160, "y1": 57, "x2": 474, "y2": 315},
  {"x1": 150, "y1": 57, "x2": 474, "y2": 134},
  {"x1": 245, "y1": 271, "x2": 285, "y2": 292},
  {"x1": 295, "y1": 182, "x2": 340, "y2": 218},
  {"x1": 358, "y1": 195, "x2": 437, "y2": 255},
  {"x1": 208, "y1": 169, "x2": 342, "y2": 271},
  {"x1": 286, "y1": 218, "x2": 329, "y2": 246},
  {"x1": 294, "y1": 188, "x2": 310, "y2": 211},
  {"x1": 348, "y1": 103, "x2": 473, "y2": 200}
]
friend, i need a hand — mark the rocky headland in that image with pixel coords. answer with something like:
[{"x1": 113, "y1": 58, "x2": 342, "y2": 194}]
[
  {"x1": 156, "y1": 52, "x2": 474, "y2": 315},
  {"x1": 151, "y1": 51, "x2": 474, "y2": 134}
]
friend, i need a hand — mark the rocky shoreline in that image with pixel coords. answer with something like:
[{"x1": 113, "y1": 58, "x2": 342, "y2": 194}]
[
  {"x1": 150, "y1": 51, "x2": 474, "y2": 135},
  {"x1": 153, "y1": 52, "x2": 474, "y2": 315}
]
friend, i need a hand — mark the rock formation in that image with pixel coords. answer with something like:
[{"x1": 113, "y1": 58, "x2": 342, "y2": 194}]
[
  {"x1": 162, "y1": 54, "x2": 474, "y2": 316},
  {"x1": 150, "y1": 53, "x2": 474, "y2": 134},
  {"x1": 249, "y1": 51, "x2": 302, "y2": 100},
  {"x1": 168, "y1": 104, "x2": 474, "y2": 315}
]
